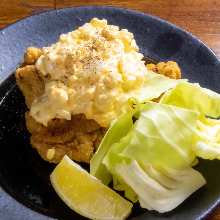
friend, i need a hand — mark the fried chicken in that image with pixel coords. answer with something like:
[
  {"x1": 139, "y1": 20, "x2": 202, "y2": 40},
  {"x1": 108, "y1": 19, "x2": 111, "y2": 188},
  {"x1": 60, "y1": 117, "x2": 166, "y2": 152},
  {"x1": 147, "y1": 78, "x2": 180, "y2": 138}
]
[
  {"x1": 15, "y1": 65, "x2": 44, "y2": 108},
  {"x1": 26, "y1": 113, "x2": 105, "y2": 163},
  {"x1": 146, "y1": 61, "x2": 181, "y2": 79},
  {"x1": 16, "y1": 47, "x2": 181, "y2": 164},
  {"x1": 16, "y1": 47, "x2": 105, "y2": 163},
  {"x1": 23, "y1": 47, "x2": 43, "y2": 65}
]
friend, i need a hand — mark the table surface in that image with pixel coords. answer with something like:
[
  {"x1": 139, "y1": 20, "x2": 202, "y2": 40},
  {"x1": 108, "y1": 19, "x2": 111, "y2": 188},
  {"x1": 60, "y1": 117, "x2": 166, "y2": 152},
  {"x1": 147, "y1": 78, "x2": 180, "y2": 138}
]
[{"x1": 0, "y1": 0, "x2": 220, "y2": 219}]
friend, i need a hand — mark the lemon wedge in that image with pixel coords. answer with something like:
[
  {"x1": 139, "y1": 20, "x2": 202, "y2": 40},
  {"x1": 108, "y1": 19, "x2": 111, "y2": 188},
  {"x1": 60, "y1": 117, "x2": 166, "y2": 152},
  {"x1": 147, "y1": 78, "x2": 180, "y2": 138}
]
[{"x1": 50, "y1": 156, "x2": 132, "y2": 220}]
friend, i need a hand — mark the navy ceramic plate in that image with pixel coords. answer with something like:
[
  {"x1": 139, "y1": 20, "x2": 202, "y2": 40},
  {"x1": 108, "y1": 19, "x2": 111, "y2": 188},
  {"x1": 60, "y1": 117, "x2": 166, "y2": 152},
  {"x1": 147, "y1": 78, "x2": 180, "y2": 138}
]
[{"x1": 0, "y1": 6, "x2": 220, "y2": 220}]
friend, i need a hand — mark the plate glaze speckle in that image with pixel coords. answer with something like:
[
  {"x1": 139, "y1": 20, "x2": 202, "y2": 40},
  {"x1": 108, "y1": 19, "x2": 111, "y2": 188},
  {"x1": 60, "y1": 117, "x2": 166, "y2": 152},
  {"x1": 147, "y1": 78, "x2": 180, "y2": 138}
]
[{"x1": 0, "y1": 6, "x2": 220, "y2": 220}]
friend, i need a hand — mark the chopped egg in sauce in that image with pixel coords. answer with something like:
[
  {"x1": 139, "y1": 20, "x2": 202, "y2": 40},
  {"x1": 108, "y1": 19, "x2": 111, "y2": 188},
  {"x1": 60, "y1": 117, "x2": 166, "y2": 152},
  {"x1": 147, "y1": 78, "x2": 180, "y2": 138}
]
[{"x1": 31, "y1": 18, "x2": 148, "y2": 127}]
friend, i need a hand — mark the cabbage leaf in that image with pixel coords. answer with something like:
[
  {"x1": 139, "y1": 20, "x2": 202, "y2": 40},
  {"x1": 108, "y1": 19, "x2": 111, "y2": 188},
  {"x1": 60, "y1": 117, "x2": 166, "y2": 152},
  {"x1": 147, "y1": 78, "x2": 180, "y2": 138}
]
[
  {"x1": 130, "y1": 71, "x2": 185, "y2": 102},
  {"x1": 160, "y1": 81, "x2": 220, "y2": 160},
  {"x1": 194, "y1": 117, "x2": 220, "y2": 159},
  {"x1": 116, "y1": 160, "x2": 205, "y2": 213},
  {"x1": 90, "y1": 113, "x2": 133, "y2": 185},
  {"x1": 160, "y1": 82, "x2": 220, "y2": 118}
]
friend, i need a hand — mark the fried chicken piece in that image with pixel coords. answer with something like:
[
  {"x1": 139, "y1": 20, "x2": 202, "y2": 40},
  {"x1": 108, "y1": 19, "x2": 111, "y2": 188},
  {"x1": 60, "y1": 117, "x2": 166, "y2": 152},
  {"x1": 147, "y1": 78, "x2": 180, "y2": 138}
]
[
  {"x1": 24, "y1": 106, "x2": 105, "y2": 163},
  {"x1": 26, "y1": 113, "x2": 105, "y2": 163},
  {"x1": 26, "y1": 113, "x2": 101, "y2": 134},
  {"x1": 147, "y1": 61, "x2": 181, "y2": 79},
  {"x1": 25, "y1": 113, "x2": 101, "y2": 144},
  {"x1": 15, "y1": 47, "x2": 44, "y2": 108},
  {"x1": 24, "y1": 47, "x2": 42, "y2": 65},
  {"x1": 31, "y1": 138, "x2": 95, "y2": 163},
  {"x1": 15, "y1": 65, "x2": 44, "y2": 108},
  {"x1": 31, "y1": 130, "x2": 105, "y2": 163}
]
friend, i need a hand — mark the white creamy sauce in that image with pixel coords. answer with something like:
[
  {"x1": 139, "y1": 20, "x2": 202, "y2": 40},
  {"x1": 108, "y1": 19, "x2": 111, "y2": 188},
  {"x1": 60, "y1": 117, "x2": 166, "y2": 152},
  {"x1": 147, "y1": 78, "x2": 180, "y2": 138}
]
[{"x1": 31, "y1": 18, "x2": 148, "y2": 127}]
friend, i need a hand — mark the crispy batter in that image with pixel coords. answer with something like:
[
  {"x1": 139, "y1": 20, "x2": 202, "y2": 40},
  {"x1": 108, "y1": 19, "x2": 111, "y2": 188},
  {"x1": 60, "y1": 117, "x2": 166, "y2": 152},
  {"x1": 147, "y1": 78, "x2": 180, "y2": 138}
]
[
  {"x1": 26, "y1": 113, "x2": 105, "y2": 163},
  {"x1": 24, "y1": 47, "x2": 42, "y2": 65},
  {"x1": 16, "y1": 47, "x2": 105, "y2": 164},
  {"x1": 25, "y1": 113, "x2": 101, "y2": 143},
  {"x1": 29, "y1": 115, "x2": 105, "y2": 163},
  {"x1": 147, "y1": 61, "x2": 181, "y2": 79},
  {"x1": 15, "y1": 65, "x2": 44, "y2": 108},
  {"x1": 31, "y1": 139, "x2": 94, "y2": 163}
]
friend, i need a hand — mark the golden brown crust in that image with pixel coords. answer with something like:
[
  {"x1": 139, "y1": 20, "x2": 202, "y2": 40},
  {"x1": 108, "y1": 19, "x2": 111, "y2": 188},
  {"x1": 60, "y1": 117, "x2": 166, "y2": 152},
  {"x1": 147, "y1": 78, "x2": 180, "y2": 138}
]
[
  {"x1": 24, "y1": 47, "x2": 42, "y2": 65},
  {"x1": 147, "y1": 61, "x2": 181, "y2": 79},
  {"x1": 30, "y1": 129, "x2": 102, "y2": 163},
  {"x1": 25, "y1": 112, "x2": 103, "y2": 147},
  {"x1": 26, "y1": 112, "x2": 105, "y2": 163},
  {"x1": 15, "y1": 65, "x2": 44, "y2": 108}
]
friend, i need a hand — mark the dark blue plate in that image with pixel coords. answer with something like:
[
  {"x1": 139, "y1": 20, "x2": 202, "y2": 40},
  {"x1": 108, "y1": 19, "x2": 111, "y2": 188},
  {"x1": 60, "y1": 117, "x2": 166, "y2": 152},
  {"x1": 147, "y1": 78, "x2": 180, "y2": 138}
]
[{"x1": 0, "y1": 6, "x2": 220, "y2": 220}]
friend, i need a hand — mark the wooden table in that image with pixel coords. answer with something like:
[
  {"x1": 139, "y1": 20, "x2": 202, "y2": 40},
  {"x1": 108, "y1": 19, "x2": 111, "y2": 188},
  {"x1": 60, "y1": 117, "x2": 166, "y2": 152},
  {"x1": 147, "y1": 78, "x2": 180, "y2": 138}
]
[
  {"x1": 0, "y1": 0, "x2": 220, "y2": 219},
  {"x1": 1, "y1": 0, "x2": 220, "y2": 60}
]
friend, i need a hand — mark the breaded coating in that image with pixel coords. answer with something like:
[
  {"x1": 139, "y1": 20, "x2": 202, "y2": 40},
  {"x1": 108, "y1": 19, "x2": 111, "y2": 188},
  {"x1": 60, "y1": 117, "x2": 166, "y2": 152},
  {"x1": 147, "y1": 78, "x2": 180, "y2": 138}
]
[
  {"x1": 24, "y1": 47, "x2": 42, "y2": 65},
  {"x1": 31, "y1": 137, "x2": 95, "y2": 163},
  {"x1": 26, "y1": 113, "x2": 105, "y2": 163},
  {"x1": 25, "y1": 112, "x2": 105, "y2": 163},
  {"x1": 26, "y1": 113, "x2": 76, "y2": 144},
  {"x1": 15, "y1": 65, "x2": 44, "y2": 108},
  {"x1": 147, "y1": 61, "x2": 181, "y2": 79},
  {"x1": 25, "y1": 113, "x2": 101, "y2": 143}
]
